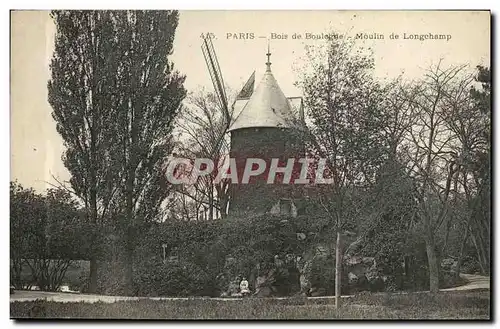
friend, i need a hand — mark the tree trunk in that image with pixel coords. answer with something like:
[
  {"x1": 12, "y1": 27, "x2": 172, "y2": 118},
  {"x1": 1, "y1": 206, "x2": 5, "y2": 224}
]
[
  {"x1": 125, "y1": 228, "x2": 134, "y2": 296},
  {"x1": 124, "y1": 187, "x2": 135, "y2": 295},
  {"x1": 470, "y1": 231, "x2": 486, "y2": 274},
  {"x1": 89, "y1": 256, "x2": 98, "y2": 293},
  {"x1": 471, "y1": 214, "x2": 489, "y2": 274},
  {"x1": 208, "y1": 181, "x2": 214, "y2": 220},
  {"x1": 455, "y1": 225, "x2": 469, "y2": 277},
  {"x1": 87, "y1": 202, "x2": 99, "y2": 293},
  {"x1": 425, "y1": 230, "x2": 440, "y2": 293},
  {"x1": 441, "y1": 218, "x2": 452, "y2": 256},
  {"x1": 11, "y1": 258, "x2": 21, "y2": 289},
  {"x1": 123, "y1": 102, "x2": 137, "y2": 295},
  {"x1": 220, "y1": 191, "x2": 228, "y2": 219},
  {"x1": 335, "y1": 229, "x2": 342, "y2": 309}
]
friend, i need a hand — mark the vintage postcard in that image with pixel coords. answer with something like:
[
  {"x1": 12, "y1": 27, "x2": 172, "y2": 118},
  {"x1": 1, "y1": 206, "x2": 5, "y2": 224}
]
[{"x1": 10, "y1": 10, "x2": 491, "y2": 320}]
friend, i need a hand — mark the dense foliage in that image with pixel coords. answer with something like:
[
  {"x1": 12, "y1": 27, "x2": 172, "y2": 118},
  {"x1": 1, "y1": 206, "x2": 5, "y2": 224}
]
[
  {"x1": 47, "y1": 10, "x2": 186, "y2": 294},
  {"x1": 10, "y1": 179, "x2": 482, "y2": 296},
  {"x1": 10, "y1": 182, "x2": 89, "y2": 291}
]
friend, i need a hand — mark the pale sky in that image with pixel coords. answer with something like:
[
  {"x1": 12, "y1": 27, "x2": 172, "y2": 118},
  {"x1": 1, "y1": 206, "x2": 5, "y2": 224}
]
[{"x1": 10, "y1": 10, "x2": 490, "y2": 191}]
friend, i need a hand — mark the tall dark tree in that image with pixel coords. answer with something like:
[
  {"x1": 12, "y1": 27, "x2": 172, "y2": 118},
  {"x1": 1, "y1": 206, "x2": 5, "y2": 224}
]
[
  {"x1": 111, "y1": 11, "x2": 186, "y2": 295},
  {"x1": 468, "y1": 65, "x2": 491, "y2": 274},
  {"x1": 48, "y1": 10, "x2": 186, "y2": 295},
  {"x1": 48, "y1": 11, "x2": 123, "y2": 293}
]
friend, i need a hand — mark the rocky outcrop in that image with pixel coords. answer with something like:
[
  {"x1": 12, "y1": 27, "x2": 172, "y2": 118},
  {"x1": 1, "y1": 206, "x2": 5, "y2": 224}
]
[
  {"x1": 254, "y1": 269, "x2": 276, "y2": 297},
  {"x1": 309, "y1": 287, "x2": 327, "y2": 297},
  {"x1": 299, "y1": 271, "x2": 311, "y2": 295},
  {"x1": 218, "y1": 253, "x2": 302, "y2": 297},
  {"x1": 254, "y1": 271, "x2": 277, "y2": 297},
  {"x1": 297, "y1": 243, "x2": 337, "y2": 296},
  {"x1": 344, "y1": 255, "x2": 385, "y2": 292}
]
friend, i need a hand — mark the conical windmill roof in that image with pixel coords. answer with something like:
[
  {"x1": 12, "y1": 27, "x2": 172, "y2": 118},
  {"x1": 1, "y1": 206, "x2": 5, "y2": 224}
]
[{"x1": 228, "y1": 60, "x2": 296, "y2": 132}]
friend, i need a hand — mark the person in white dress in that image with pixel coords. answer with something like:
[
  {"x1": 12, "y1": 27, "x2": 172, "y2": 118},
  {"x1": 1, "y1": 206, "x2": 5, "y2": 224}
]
[{"x1": 240, "y1": 277, "x2": 250, "y2": 296}]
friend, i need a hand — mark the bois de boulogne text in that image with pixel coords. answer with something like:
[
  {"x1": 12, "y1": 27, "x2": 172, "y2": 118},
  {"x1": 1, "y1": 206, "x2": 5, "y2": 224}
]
[{"x1": 220, "y1": 31, "x2": 452, "y2": 42}]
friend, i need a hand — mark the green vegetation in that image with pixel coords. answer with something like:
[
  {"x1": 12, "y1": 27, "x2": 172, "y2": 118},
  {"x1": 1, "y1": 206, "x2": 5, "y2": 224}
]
[
  {"x1": 10, "y1": 291, "x2": 490, "y2": 320},
  {"x1": 13, "y1": 260, "x2": 89, "y2": 291}
]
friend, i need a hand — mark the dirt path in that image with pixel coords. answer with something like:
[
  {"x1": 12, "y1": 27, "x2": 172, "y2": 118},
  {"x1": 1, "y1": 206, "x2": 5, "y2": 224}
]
[
  {"x1": 10, "y1": 274, "x2": 490, "y2": 304},
  {"x1": 440, "y1": 274, "x2": 490, "y2": 291}
]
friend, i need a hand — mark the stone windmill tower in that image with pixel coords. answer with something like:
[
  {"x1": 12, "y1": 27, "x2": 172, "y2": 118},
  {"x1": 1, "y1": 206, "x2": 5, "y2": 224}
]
[{"x1": 227, "y1": 46, "x2": 305, "y2": 216}]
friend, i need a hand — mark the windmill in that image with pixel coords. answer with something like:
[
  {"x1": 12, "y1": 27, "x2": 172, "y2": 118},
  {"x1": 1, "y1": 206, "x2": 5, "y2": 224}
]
[
  {"x1": 200, "y1": 35, "x2": 243, "y2": 219},
  {"x1": 200, "y1": 37, "x2": 305, "y2": 216},
  {"x1": 201, "y1": 35, "x2": 231, "y2": 125},
  {"x1": 201, "y1": 35, "x2": 256, "y2": 125}
]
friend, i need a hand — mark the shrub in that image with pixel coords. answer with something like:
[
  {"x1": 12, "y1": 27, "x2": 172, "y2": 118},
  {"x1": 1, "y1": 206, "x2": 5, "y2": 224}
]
[
  {"x1": 69, "y1": 272, "x2": 89, "y2": 293},
  {"x1": 96, "y1": 258, "x2": 128, "y2": 296},
  {"x1": 308, "y1": 256, "x2": 349, "y2": 295},
  {"x1": 461, "y1": 256, "x2": 481, "y2": 274},
  {"x1": 134, "y1": 259, "x2": 216, "y2": 297}
]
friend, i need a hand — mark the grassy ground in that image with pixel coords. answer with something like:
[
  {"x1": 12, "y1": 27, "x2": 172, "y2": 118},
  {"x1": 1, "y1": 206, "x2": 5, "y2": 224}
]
[{"x1": 11, "y1": 291, "x2": 490, "y2": 320}]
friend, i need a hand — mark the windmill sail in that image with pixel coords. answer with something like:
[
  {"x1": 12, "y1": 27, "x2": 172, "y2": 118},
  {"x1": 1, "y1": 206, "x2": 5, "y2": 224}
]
[
  {"x1": 201, "y1": 36, "x2": 230, "y2": 122},
  {"x1": 236, "y1": 71, "x2": 255, "y2": 100}
]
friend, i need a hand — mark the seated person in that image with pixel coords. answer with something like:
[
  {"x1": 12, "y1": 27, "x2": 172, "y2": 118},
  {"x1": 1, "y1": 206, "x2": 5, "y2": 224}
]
[{"x1": 240, "y1": 277, "x2": 250, "y2": 295}]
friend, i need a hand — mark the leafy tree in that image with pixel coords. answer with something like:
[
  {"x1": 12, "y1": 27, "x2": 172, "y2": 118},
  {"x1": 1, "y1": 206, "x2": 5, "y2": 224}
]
[
  {"x1": 296, "y1": 36, "x2": 389, "y2": 307},
  {"x1": 110, "y1": 10, "x2": 186, "y2": 295},
  {"x1": 25, "y1": 189, "x2": 86, "y2": 291},
  {"x1": 10, "y1": 181, "x2": 86, "y2": 291},
  {"x1": 48, "y1": 10, "x2": 186, "y2": 295},
  {"x1": 357, "y1": 161, "x2": 418, "y2": 289},
  {"x1": 48, "y1": 10, "x2": 124, "y2": 292},
  {"x1": 10, "y1": 181, "x2": 45, "y2": 289}
]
